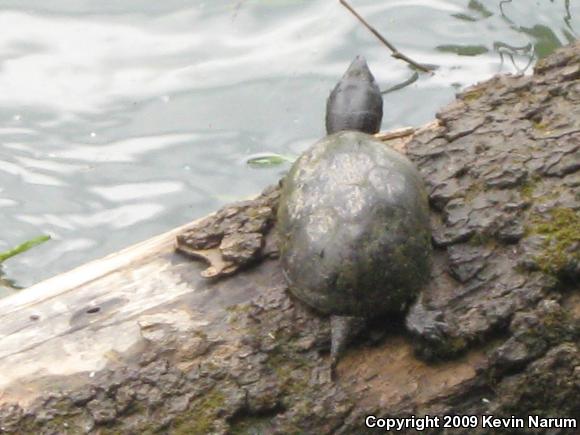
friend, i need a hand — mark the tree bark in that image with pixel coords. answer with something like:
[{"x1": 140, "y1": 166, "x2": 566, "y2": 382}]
[{"x1": 0, "y1": 42, "x2": 578, "y2": 435}]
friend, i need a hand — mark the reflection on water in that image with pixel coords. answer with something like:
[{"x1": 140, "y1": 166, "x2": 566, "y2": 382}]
[{"x1": 0, "y1": 0, "x2": 578, "y2": 295}]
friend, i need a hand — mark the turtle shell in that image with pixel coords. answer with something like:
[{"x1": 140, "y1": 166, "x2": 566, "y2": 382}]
[{"x1": 277, "y1": 131, "x2": 431, "y2": 318}]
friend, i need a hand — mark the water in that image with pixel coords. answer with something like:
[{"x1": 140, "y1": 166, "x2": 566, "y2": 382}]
[{"x1": 0, "y1": 0, "x2": 578, "y2": 296}]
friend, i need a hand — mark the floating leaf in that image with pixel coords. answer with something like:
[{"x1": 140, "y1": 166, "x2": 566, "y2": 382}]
[
  {"x1": 519, "y1": 25, "x2": 562, "y2": 59},
  {"x1": 0, "y1": 235, "x2": 51, "y2": 263},
  {"x1": 468, "y1": 0, "x2": 493, "y2": 18},
  {"x1": 436, "y1": 44, "x2": 489, "y2": 56},
  {"x1": 249, "y1": 0, "x2": 308, "y2": 5},
  {"x1": 246, "y1": 153, "x2": 295, "y2": 168},
  {"x1": 451, "y1": 13, "x2": 478, "y2": 22},
  {"x1": 0, "y1": 275, "x2": 20, "y2": 291}
]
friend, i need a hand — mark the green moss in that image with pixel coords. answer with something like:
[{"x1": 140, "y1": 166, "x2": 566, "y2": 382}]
[
  {"x1": 496, "y1": 308, "x2": 579, "y2": 417},
  {"x1": 527, "y1": 208, "x2": 580, "y2": 276},
  {"x1": 171, "y1": 389, "x2": 226, "y2": 435},
  {"x1": 519, "y1": 309, "x2": 576, "y2": 355},
  {"x1": 532, "y1": 120, "x2": 549, "y2": 131},
  {"x1": 519, "y1": 179, "x2": 560, "y2": 204},
  {"x1": 226, "y1": 303, "x2": 251, "y2": 313},
  {"x1": 462, "y1": 89, "x2": 484, "y2": 102},
  {"x1": 20, "y1": 416, "x2": 88, "y2": 435},
  {"x1": 229, "y1": 415, "x2": 276, "y2": 435},
  {"x1": 264, "y1": 341, "x2": 313, "y2": 403},
  {"x1": 434, "y1": 336, "x2": 468, "y2": 357},
  {"x1": 463, "y1": 180, "x2": 486, "y2": 202},
  {"x1": 416, "y1": 335, "x2": 468, "y2": 361},
  {"x1": 520, "y1": 180, "x2": 536, "y2": 201},
  {"x1": 440, "y1": 336, "x2": 467, "y2": 357},
  {"x1": 99, "y1": 428, "x2": 125, "y2": 435},
  {"x1": 226, "y1": 303, "x2": 253, "y2": 324},
  {"x1": 468, "y1": 232, "x2": 496, "y2": 247},
  {"x1": 267, "y1": 350, "x2": 308, "y2": 389}
]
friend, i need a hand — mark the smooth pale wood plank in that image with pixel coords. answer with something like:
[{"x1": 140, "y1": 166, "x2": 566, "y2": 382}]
[
  {"x1": 0, "y1": 217, "x2": 213, "y2": 395},
  {"x1": 0, "y1": 218, "x2": 203, "y2": 316}
]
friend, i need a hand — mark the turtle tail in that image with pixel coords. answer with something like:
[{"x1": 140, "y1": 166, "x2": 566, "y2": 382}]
[{"x1": 330, "y1": 315, "x2": 366, "y2": 380}]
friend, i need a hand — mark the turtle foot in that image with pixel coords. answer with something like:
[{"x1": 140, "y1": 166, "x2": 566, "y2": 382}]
[
  {"x1": 405, "y1": 296, "x2": 450, "y2": 343},
  {"x1": 175, "y1": 185, "x2": 279, "y2": 279},
  {"x1": 405, "y1": 296, "x2": 458, "y2": 360}
]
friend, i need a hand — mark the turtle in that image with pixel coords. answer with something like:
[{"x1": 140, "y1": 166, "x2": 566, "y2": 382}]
[{"x1": 277, "y1": 56, "x2": 432, "y2": 377}]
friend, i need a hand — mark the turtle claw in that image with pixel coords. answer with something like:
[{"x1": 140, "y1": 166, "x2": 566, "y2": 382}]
[
  {"x1": 174, "y1": 185, "x2": 279, "y2": 279},
  {"x1": 175, "y1": 245, "x2": 239, "y2": 279},
  {"x1": 330, "y1": 360, "x2": 338, "y2": 382},
  {"x1": 405, "y1": 297, "x2": 450, "y2": 343}
]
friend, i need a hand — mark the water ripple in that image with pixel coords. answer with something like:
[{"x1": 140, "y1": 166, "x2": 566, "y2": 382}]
[{"x1": 0, "y1": 0, "x2": 577, "y2": 292}]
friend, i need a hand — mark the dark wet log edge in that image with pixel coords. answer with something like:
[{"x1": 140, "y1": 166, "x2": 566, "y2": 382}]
[{"x1": 0, "y1": 42, "x2": 578, "y2": 434}]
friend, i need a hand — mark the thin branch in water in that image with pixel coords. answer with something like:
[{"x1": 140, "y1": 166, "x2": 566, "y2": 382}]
[
  {"x1": 231, "y1": 0, "x2": 246, "y2": 22},
  {"x1": 499, "y1": 0, "x2": 514, "y2": 24},
  {"x1": 381, "y1": 71, "x2": 419, "y2": 95},
  {"x1": 339, "y1": 0, "x2": 433, "y2": 73},
  {"x1": 563, "y1": 0, "x2": 576, "y2": 35},
  {"x1": 0, "y1": 276, "x2": 20, "y2": 290},
  {"x1": 495, "y1": 42, "x2": 535, "y2": 74}
]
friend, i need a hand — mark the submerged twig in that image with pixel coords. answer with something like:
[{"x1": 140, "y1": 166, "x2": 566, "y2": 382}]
[
  {"x1": 0, "y1": 276, "x2": 20, "y2": 290},
  {"x1": 564, "y1": 0, "x2": 575, "y2": 35},
  {"x1": 495, "y1": 42, "x2": 535, "y2": 74},
  {"x1": 231, "y1": 0, "x2": 246, "y2": 22},
  {"x1": 499, "y1": 0, "x2": 514, "y2": 24},
  {"x1": 381, "y1": 71, "x2": 419, "y2": 94},
  {"x1": 339, "y1": 0, "x2": 433, "y2": 73}
]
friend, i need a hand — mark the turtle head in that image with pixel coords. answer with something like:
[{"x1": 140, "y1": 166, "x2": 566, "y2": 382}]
[
  {"x1": 342, "y1": 55, "x2": 375, "y2": 83},
  {"x1": 325, "y1": 55, "x2": 384, "y2": 135}
]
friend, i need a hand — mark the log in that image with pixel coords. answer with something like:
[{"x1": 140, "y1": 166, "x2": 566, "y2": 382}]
[{"x1": 0, "y1": 42, "x2": 579, "y2": 434}]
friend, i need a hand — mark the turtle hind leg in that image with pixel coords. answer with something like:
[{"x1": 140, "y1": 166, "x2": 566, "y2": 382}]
[{"x1": 329, "y1": 315, "x2": 366, "y2": 380}]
